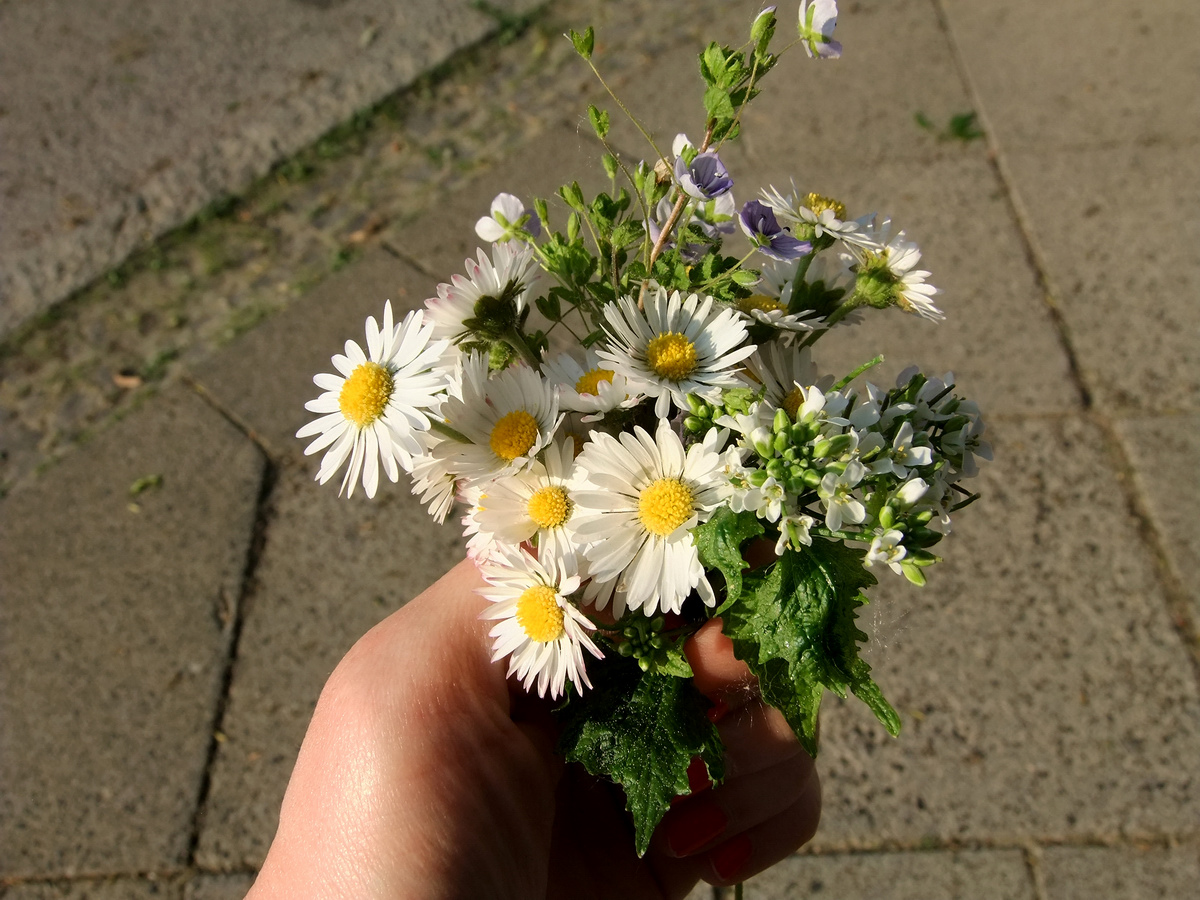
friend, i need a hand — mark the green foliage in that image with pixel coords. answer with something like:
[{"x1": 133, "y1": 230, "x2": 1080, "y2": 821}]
[
  {"x1": 556, "y1": 657, "x2": 725, "y2": 856},
  {"x1": 694, "y1": 507, "x2": 765, "y2": 610},
  {"x1": 569, "y1": 26, "x2": 595, "y2": 60},
  {"x1": 721, "y1": 540, "x2": 901, "y2": 757},
  {"x1": 914, "y1": 110, "x2": 985, "y2": 142},
  {"x1": 588, "y1": 104, "x2": 611, "y2": 140}
]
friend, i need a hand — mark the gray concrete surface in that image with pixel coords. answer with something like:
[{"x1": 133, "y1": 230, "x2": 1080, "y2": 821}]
[
  {"x1": 0, "y1": 0, "x2": 542, "y2": 341},
  {"x1": 2, "y1": 0, "x2": 1199, "y2": 897}
]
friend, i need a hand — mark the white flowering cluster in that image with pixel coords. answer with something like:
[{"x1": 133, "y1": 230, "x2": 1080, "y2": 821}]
[{"x1": 296, "y1": 0, "x2": 988, "y2": 854}]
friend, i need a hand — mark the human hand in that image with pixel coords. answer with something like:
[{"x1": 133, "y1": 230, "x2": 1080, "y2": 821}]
[{"x1": 247, "y1": 558, "x2": 821, "y2": 900}]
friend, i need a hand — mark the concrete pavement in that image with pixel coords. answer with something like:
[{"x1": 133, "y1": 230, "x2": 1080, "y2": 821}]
[{"x1": 2, "y1": 0, "x2": 1198, "y2": 897}]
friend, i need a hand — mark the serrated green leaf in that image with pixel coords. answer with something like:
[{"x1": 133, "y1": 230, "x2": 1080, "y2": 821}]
[
  {"x1": 703, "y1": 86, "x2": 736, "y2": 125},
  {"x1": 588, "y1": 104, "x2": 610, "y2": 139},
  {"x1": 700, "y1": 42, "x2": 726, "y2": 86},
  {"x1": 722, "y1": 539, "x2": 898, "y2": 756},
  {"x1": 655, "y1": 642, "x2": 694, "y2": 678},
  {"x1": 611, "y1": 219, "x2": 644, "y2": 249},
  {"x1": 569, "y1": 27, "x2": 594, "y2": 60},
  {"x1": 694, "y1": 507, "x2": 765, "y2": 609},
  {"x1": 555, "y1": 658, "x2": 725, "y2": 856}
]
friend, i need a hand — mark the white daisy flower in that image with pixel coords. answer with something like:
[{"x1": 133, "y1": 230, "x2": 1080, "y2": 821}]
[
  {"x1": 733, "y1": 294, "x2": 822, "y2": 339},
  {"x1": 296, "y1": 302, "x2": 450, "y2": 499},
  {"x1": 571, "y1": 421, "x2": 728, "y2": 615},
  {"x1": 424, "y1": 242, "x2": 540, "y2": 342},
  {"x1": 478, "y1": 546, "x2": 602, "y2": 700},
  {"x1": 741, "y1": 342, "x2": 829, "y2": 420},
  {"x1": 408, "y1": 431, "x2": 460, "y2": 523},
  {"x1": 846, "y1": 218, "x2": 944, "y2": 323},
  {"x1": 433, "y1": 360, "x2": 563, "y2": 486},
  {"x1": 542, "y1": 349, "x2": 640, "y2": 422},
  {"x1": 466, "y1": 439, "x2": 583, "y2": 564},
  {"x1": 760, "y1": 184, "x2": 870, "y2": 248},
  {"x1": 597, "y1": 287, "x2": 756, "y2": 418}
]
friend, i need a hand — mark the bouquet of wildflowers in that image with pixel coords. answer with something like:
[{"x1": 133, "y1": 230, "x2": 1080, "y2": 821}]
[{"x1": 298, "y1": 1, "x2": 989, "y2": 856}]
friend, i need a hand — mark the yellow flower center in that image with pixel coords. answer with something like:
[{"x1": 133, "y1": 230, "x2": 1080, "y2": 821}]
[
  {"x1": 638, "y1": 477, "x2": 695, "y2": 537},
  {"x1": 575, "y1": 367, "x2": 616, "y2": 396},
  {"x1": 803, "y1": 192, "x2": 847, "y2": 220},
  {"x1": 515, "y1": 584, "x2": 565, "y2": 643},
  {"x1": 489, "y1": 410, "x2": 540, "y2": 461},
  {"x1": 338, "y1": 362, "x2": 394, "y2": 427},
  {"x1": 527, "y1": 485, "x2": 572, "y2": 529},
  {"x1": 737, "y1": 295, "x2": 786, "y2": 315},
  {"x1": 783, "y1": 386, "x2": 805, "y2": 420},
  {"x1": 646, "y1": 332, "x2": 698, "y2": 382}
]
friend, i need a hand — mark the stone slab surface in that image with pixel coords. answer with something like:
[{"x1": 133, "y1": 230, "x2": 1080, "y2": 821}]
[
  {"x1": 1041, "y1": 844, "x2": 1200, "y2": 900},
  {"x1": 593, "y1": 0, "x2": 975, "y2": 170},
  {"x1": 193, "y1": 467, "x2": 466, "y2": 868},
  {"x1": 188, "y1": 247, "x2": 422, "y2": 460},
  {"x1": 1003, "y1": 144, "x2": 1200, "y2": 414},
  {"x1": 183, "y1": 874, "x2": 255, "y2": 900},
  {"x1": 745, "y1": 849, "x2": 1034, "y2": 899},
  {"x1": 810, "y1": 416, "x2": 1200, "y2": 848},
  {"x1": 2, "y1": 877, "x2": 183, "y2": 900},
  {"x1": 1114, "y1": 414, "x2": 1200, "y2": 618},
  {"x1": 0, "y1": 0, "x2": 543, "y2": 339},
  {"x1": 0, "y1": 388, "x2": 265, "y2": 877},
  {"x1": 941, "y1": 0, "x2": 1200, "y2": 150}
]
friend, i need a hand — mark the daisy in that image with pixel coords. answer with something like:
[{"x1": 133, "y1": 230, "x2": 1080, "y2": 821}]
[
  {"x1": 571, "y1": 421, "x2": 728, "y2": 615},
  {"x1": 424, "y1": 242, "x2": 540, "y2": 342},
  {"x1": 296, "y1": 302, "x2": 450, "y2": 499},
  {"x1": 407, "y1": 431, "x2": 460, "y2": 523},
  {"x1": 734, "y1": 294, "x2": 822, "y2": 339},
  {"x1": 478, "y1": 545, "x2": 602, "y2": 700},
  {"x1": 742, "y1": 342, "x2": 825, "y2": 418},
  {"x1": 466, "y1": 439, "x2": 583, "y2": 564},
  {"x1": 846, "y1": 219, "x2": 944, "y2": 322},
  {"x1": 433, "y1": 359, "x2": 562, "y2": 486},
  {"x1": 541, "y1": 349, "x2": 640, "y2": 422},
  {"x1": 761, "y1": 184, "x2": 870, "y2": 248},
  {"x1": 598, "y1": 287, "x2": 756, "y2": 418}
]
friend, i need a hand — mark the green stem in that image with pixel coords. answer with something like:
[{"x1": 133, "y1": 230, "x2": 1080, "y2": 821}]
[
  {"x1": 503, "y1": 327, "x2": 542, "y2": 371},
  {"x1": 586, "y1": 60, "x2": 669, "y2": 173},
  {"x1": 797, "y1": 292, "x2": 866, "y2": 349},
  {"x1": 785, "y1": 254, "x2": 815, "y2": 315},
  {"x1": 831, "y1": 355, "x2": 885, "y2": 392},
  {"x1": 693, "y1": 248, "x2": 757, "y2": 293},
  {"x1": 430, "y1": 419, "x2": 470, "y2": 443}
]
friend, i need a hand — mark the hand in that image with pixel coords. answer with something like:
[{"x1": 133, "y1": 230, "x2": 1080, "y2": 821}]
[{"x1": 247, "y1": 558, "x2": 821, "y2": 900}]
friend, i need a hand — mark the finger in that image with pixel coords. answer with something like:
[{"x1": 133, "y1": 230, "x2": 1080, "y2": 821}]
[
  {"x1": 700, "y1": 768, "x2": 822, "y2": 887},
  {"x1": 657, "y1": 750, "x2": 817, "y2": 859},
  {"x1": 718, "y1": 699, "x2": 811, "y2": 780},
  {"x1": 683, "y1": 617, "x2": 758, "y2": 714}
]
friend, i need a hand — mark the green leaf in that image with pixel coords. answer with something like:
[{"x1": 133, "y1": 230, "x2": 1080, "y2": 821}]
[
  {"x1": 601, "y1": 152, "x2": 619, "y2": 181},
  {"x1": 694, "y1": 507, "x2": 765, "y2": 609},
  {"x1": 722, "y1": 539, "x2": 899, "y2": 757},
  {"x1": 558, "y1": 181, "x2": 586, "y2": 211},
  {"x1": 569, "y1": 27, "x2": 594, "y2": 60},
  {"x1": 535, "y1": 293, "x2": 561, "y2": 322},
  {"x1": 588, "y1": 104, "x2": 610, "y2": 139},
  {"x1": 699, "y1": 42, "x2": 727, "y2": 86},
  {"x1": 703, "y1": 86, "x2": 736, "y2": 126},
  {"x1": 611, "y1": 219, "x2": 644, "y2": 249},
  {"x1": 556, "y1": 658, "x2": 725, "y2": 857},
  {"x1": 731, "y1": 269, "x2": 760, "y2": 287}
]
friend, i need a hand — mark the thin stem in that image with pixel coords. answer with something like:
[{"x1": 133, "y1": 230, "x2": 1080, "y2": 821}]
[
  {"x1": 693, "y1": 247, "x2": 758, "y2": 293},
  {"x1": 585, "y1": 60, "x2": 669, "y2": 172},
  {"x1": 715, "y1": 49, "x2": 762, "y2": 154},
  {"x1": 502, "y1": 327, "x2": 542, "y2": 371},
  {"x1": 430, "y1": 419, "x2": 470, "y2": 443}
]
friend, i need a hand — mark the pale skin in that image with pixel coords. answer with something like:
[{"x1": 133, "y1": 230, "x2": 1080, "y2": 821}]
[{"x1": 247, "y1": 558, "x2": 821, "y2": 900}]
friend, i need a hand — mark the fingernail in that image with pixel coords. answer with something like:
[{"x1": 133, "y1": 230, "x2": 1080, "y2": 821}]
[
  {"x1": 666, "y1": 802, "x2": 727, "y2": 856},
  {"x1": 706, "y1": 698, "x2": 730, "y2": 724},
  {"x1": 710, "y1": 834, "x2": 753, "y2": 881},
  {"x1": 686, "y1": 756, "x2": 712, "y2": 795}
]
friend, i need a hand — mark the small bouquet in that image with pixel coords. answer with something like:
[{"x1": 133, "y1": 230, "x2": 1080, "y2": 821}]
[{"x1": 298, "y1": 0, "x2": 989, "y2": 856}]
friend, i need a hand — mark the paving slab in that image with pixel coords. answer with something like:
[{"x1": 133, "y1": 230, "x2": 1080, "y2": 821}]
[
  {"x1": 187, "y1": 247, "x2": 423, "y2": 460},
  {"x1": 0, "y1": 388, "x2": 265, "y2": 877},
  {"x1": 592, "y1": 0, "x2": 975, "y2": 171},
  {"x1": 2, "y1": 877, "x2": 183, "y2": 900},
  {"x1": 745, "y1": 849, "x2": 1034, "y2": 900},
  {"x1": 1113, "y1": 414, "x2": 1200, "y2": 619},
  {"x1": 0, "y1": 0, "x2": 543, "y2": 340},
  {"x1": 1002, "y1": 143, "x2": 1200, "y2": 414},
  {"x1": 193, "y1": 466, "x2": 465, "y2": 868},
  {"x1": 182, "y1": 874, "x2": 254, "y2": 900},
  {"x1": 733, "y1": 151, "x2": 1081, "y2": 418},
  {"x1": 1040, "y1": 844, "x2": 1200, "y2": 900},
  {"x1": 940, "y1": 0, "x2": 1200, "y2": 151},
  {"x1": 809, "y1": 416, "x2": 1200, "y2": 849}
]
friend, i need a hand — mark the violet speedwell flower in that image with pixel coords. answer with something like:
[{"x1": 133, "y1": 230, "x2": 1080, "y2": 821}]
[
  {"x1": 675, "y1": 150, "x2": 733, "y2": 200},
  {"x1": 798, "y1": 0, "x2": 842, "y2": 59},
  {"x1": 739, "y1": 199, "x2": 811, "y2": 262},
  {"x1": 475, "y1": 192, "x2": 541, "y2": 242}
]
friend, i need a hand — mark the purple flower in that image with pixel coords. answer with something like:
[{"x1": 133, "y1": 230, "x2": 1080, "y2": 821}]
[
  {"x1": 674, "y1": 151, "x2": 734, "y2": 200},
  {"x1": 739, "y1": 200, "x2": 811, "y2": 261}
]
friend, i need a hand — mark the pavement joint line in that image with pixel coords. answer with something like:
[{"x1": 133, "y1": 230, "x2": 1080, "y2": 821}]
[
  {"x1": 184, "y1": 375, "x2": 282, "y2": 464},
  {"x1": 1022, "y1": 842, "x2": 1050, "y2": 900},
  {"x1": 1090, "y1": 409, "x2": 1200, "y2": 685},
  {"x1": 929, "y1": 0, "x2": 1094, "y2": 414},
  {"x1": 182, "y1": 446, "x2": 281, "y2": 869}
]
